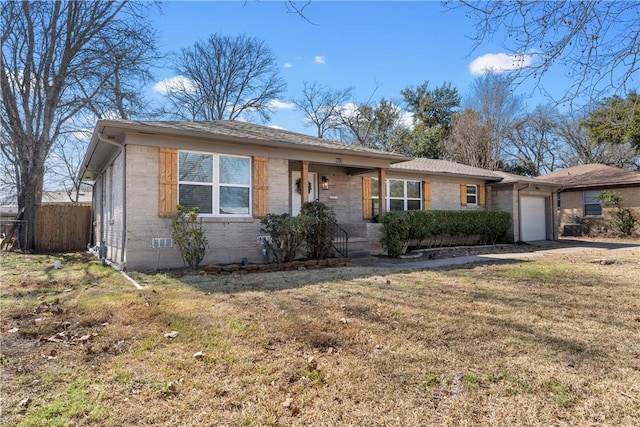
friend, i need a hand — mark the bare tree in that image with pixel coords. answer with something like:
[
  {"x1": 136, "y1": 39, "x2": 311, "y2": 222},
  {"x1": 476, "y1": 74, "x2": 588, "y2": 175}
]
[
  {"x1": 557, "y1": 113, "x2": 640, "y2": 169},
  {"x1": 0, "y1": 133, "x2": 17, "y2": 204},
  {"x1": 503, "y1": 105, "x2": 561, "y2": 176},
  {"x1": 454, "y1": 1, "x2": 640, "y2": 103},
  {"x1": 292, "y1": 81, "x2": 353, "y2": 138},
  {"x1": 336, "y1": 99, "x2": 410, "y2": 152},
  {"x1": 46, "y1": 131, "x2": 93, "y2": 202},
  {"x1": 162, "y1": 34, "x2": 286, "y2": 122},
  {"x1": 465, "y1": 70, "x2": 524, "y2": 169},
  {"x1": 1, "y1": 1, "x2": 159, "y2": 249},
  {"x1": 445, "y1": 109, "x2": 495, "y2": 169}
]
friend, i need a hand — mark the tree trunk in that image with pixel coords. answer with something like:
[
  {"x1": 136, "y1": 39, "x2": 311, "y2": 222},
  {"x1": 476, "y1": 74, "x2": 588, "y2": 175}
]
[
  {"x1": 16, "y1": 144, "x2": 47, "y2": 251},
  {"x1": 17, "y1": 173, "x2": 41, "y2": 251}
]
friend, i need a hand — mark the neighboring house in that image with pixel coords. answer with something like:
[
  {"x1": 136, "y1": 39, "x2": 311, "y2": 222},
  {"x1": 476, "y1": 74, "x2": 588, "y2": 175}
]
[
  {"x1": 538, "y1": 164, "x2": 640, "y2": 236},
  {"x1": 78, "y1": 120, "x2": 559, "y2": 270},
  {"x1": 42, "y1": 189, "x2": 93, "y2": 204}
]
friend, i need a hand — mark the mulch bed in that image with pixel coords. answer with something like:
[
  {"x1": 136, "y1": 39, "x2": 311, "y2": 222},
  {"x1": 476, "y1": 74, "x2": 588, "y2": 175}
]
[{"x1": 201, "y1": 257, "x2": 351, "y2": 274}]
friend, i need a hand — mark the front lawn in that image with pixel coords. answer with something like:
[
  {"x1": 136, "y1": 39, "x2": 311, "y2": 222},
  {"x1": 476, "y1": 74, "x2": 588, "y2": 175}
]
[{"x1": 1, "y1": 249, "x2": 639, "y2": 426}]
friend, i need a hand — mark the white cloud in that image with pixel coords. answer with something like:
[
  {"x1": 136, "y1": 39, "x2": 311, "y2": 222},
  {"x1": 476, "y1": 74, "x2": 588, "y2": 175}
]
[
  {"x1": 269, "y1": 99, "x2": 295, "y2": 109},
  {"x1": 469, "y1": 53, "x2": 533, "y2": 75},
  {"x1": 313, "y1": 56, "x2": 326, "y2": 65},
  {"x1": 284, "y1": 62, "x2": 293, "y2": 69},
  {"x1": 336, "y1": 102, "x2": 358, "y2": 118},
  {"x1": 153, "y1": 75, "x2": 196, "y2": 94},
  {"x1": 268, "y1": 125, "x2": 287, "y2": 131},
  {"x1": 399, "y1": 110, "x2": 414, "y2": 129}
]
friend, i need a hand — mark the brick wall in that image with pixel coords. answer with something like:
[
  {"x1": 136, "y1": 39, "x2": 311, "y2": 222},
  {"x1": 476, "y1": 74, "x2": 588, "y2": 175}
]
[{"x1": 558, "y1": 187, "x2": 640, "y2": 236}]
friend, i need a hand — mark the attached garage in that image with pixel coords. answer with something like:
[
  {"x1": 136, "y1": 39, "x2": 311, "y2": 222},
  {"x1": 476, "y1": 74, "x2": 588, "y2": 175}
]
[{"x1": 520, "y1": 196, "x2": 547, "y2": 241}]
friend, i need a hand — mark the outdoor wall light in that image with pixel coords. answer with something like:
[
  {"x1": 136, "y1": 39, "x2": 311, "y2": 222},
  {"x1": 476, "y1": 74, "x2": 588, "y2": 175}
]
[{"x1": 321, "y1": 176, "x2": 329, "y2": 190}]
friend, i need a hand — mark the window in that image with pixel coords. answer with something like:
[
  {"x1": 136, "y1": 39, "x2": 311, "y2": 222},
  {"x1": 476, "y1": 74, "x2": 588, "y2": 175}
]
[
  {"x1": 371, "y1": 178, "x2": 380, "y2": 217},
  {"x1": 557, "y1": 192, "x2": 561, "y2": 209},
  {"x1": 389, "y1": 179, "x2": 422, "y2": 211},
  {"x1": 583, "y1": 190, "x2": 602, "y2": 216},
  {"x1": 178, "y1": 151, "x2": 251, "y2": 216},
  {"x1": 466, "y1": 185, "x2": 478, "y2": 205},
  {"x1": 372, "y1": 178, "x2": 422, "y2": 212}
]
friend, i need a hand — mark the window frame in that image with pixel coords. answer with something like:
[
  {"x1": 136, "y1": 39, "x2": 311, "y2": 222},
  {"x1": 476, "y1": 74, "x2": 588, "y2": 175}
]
[
  {"x1": 372, "y1": 178, "x2": 423, "y2": 213},
  {"x1": 466, "y1": 184, "x2": 478, "y2": 206},
  {"x1": 177, "y1": 150, "x2": 252, "y2": 217},
  {"x1": 583, "y1": 190, "x2": 602, "y2": 217}
]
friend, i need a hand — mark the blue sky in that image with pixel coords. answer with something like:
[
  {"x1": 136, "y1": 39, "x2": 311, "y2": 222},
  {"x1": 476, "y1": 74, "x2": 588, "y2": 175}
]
[{"x1": 148, "y1": 1, "x2": 570, "y2": 135}]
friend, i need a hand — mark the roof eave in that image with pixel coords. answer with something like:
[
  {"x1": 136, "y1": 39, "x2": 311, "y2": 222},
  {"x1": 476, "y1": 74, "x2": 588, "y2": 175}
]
[{"x1": 97, "y1": 119, "x2": 411, "y2": 162}]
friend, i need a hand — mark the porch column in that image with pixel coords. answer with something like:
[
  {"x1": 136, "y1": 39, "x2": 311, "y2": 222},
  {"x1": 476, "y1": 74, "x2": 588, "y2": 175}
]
[
  {"x1": 300, "y1": 160, "x2": 309, "y2": 206},
  {"x1": 378, "y1": 168, "x2": 386, "y2": 216}
]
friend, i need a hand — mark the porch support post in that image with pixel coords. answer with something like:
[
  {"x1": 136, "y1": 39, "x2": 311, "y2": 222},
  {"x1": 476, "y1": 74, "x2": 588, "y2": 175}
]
[
  {"x1": 378, "y1": 168, "x2": 386, "y2": 216},
  {"x1": 300, "y1": 160, "x2": 309, "y2": 207}
]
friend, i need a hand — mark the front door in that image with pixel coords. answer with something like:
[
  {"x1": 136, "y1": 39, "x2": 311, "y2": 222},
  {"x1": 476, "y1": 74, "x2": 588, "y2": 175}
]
[{"x1": 291, "y1": 171, "x2": 317, "y2": 215}]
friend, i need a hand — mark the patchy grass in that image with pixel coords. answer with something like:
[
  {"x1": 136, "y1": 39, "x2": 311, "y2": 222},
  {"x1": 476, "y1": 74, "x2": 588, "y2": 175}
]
[{"x1": 1, "y1": 248, "x2": 640, "y2": 426}]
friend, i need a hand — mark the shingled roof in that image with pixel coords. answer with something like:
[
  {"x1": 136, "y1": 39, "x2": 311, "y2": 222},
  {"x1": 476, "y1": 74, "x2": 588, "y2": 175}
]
[
  {"x1": 390, "y1": 158, "x2": 502, "y2": 180},
  {"x1": 102, "y1": 120, "x2": 410, "y2": 161},
  {"x1": 537, "y1": 164, "x2": 640, "y2": 188}
]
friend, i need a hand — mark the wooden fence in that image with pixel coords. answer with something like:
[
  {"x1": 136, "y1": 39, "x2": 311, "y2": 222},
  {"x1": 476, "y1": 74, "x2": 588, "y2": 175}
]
[{"x1": 35, "y1": 204, "x2": 92, "y2": 252}]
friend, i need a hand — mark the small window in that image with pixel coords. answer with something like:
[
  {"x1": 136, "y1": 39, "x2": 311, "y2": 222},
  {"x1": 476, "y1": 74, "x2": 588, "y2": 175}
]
[
  {"x1": 583, "y1": 190, "x2": 602, "y2": 216},
  {"x1": 557, "y1": 192, "x2": 561, "y2": 209},
  {"x1": 466, "y1": 185, "x2": 478, "y2": 205}
]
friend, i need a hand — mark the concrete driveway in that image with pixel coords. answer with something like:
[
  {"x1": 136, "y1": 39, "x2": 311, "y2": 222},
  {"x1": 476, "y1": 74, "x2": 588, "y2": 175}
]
[{"x1": 371, "y1": 239, "x2": 640, "y2": 269}]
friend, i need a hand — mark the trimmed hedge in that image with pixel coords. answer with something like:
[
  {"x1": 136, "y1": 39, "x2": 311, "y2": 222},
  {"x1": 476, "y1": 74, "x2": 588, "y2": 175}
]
[{"x1": 380, "y1": 210, "x2": 511, "y2": 257}]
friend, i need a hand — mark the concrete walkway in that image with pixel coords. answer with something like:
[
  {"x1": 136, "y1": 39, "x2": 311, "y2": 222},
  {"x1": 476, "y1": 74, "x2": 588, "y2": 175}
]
[{"x1": 370, "y1": 239, "x2": 640, "y2": 269}]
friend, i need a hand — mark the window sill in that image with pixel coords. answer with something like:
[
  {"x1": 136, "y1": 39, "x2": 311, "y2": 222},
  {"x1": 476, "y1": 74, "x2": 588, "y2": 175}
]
[{"x1": 200, "y1": 216, "x2": 255, "y2": 224}]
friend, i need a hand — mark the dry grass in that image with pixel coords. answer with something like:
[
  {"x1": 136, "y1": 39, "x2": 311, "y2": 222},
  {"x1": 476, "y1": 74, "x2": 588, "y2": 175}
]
[{"x1": 1, "y1": 247, "x2": 639, "y2": 426}]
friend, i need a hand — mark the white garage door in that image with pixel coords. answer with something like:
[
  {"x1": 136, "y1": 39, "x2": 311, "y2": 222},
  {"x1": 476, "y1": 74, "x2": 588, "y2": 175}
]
[{"x1": 520, "y1": 196, "x2": 547, "y2": 241}]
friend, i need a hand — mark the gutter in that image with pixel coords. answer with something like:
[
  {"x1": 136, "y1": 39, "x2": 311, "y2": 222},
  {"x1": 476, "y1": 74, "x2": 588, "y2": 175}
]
[
  {"x1": 95, "y1": 132, "x2": 128, "y2": 269},
  {"x1": 551, "y1": 186, "x2": 565, "y2": 240},
  {"x1": 516, "y1": 184, "x2": 530, "y2": 242}
]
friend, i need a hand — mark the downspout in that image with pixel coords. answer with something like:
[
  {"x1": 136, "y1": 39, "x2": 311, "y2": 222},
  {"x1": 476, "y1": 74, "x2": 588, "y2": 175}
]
[
  {"x1": 80, "y1": 181, "x2": 95, "y2": 247},
  {"x1": 96, "y1": 133, "x2": 127, "y2": 269},
  {"x1": 88, "y1": 246, "x2": 143, "y2": 290},
  {"x1": 551, "y1": 186, "x2": 565, "y2": 240},
  {"x1": 516, "y1": 184, "x2": 530, "y2": 242}
]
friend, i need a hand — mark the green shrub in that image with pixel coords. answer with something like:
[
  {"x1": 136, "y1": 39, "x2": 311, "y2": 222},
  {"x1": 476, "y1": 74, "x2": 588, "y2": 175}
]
[
  {"x1": 597, "y1": 191, "x2": 637, "y2": 236},
  {"x1": 380, "y1": 211, "x2": 412, "y2": 257},
  {"x1": 172, "y1": 205, "x2": 208, "y2": 269},
  {"x1": 300, "y1": 201, "x2": 336, "y2": 260},
  {"x1": 380, "y1": 210, "x2": 511, "y2": 257},
  {"x1": 408, "y1": 210, "x2": 435, "y2": 246},
  {"x1": 260, "y1": 213, "x2": 314, "y2": 263}
]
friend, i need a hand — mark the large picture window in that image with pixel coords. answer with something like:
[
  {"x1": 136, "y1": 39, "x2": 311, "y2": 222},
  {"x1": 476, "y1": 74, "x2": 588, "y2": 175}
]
[
  {"x1": 583, "y1": 190, "x2": 602, "y2": 216},
  {"x1": 178, "y1": 151, "x2": 251, "y2": 216},
  {"x1": 389, "y1": 179, "x2": 422, "y2": 211},
  {"x1": 372, "y1": 178, "x2": 422, "y2": 213}
]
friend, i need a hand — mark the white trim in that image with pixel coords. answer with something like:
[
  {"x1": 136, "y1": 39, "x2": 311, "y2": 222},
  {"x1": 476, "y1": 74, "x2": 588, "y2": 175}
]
[{"x1": 177, "y1": 150, "x2": 252, "y2": 217}]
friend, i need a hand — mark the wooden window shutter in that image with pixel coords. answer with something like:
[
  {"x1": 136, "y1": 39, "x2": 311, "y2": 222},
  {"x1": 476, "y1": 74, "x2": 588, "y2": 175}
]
[
  {"x1": 252, "y1": 156, "x2": 268, "y2": 218},
  {"x1": 159, "y1": 148, "x2": 177, "y2": 218},
  {"x1": 479, "y1": 184, "x2": 486, "y2": 207},
  {"x1": 362, "y1": 176, "x2": 372, "y2": 219},
  {"x1": 422, "y1": 181, "x2": 432, "y2": 210},
  {"x1": 460, "y1": 184, "x2": 467, "y2": 206}
]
